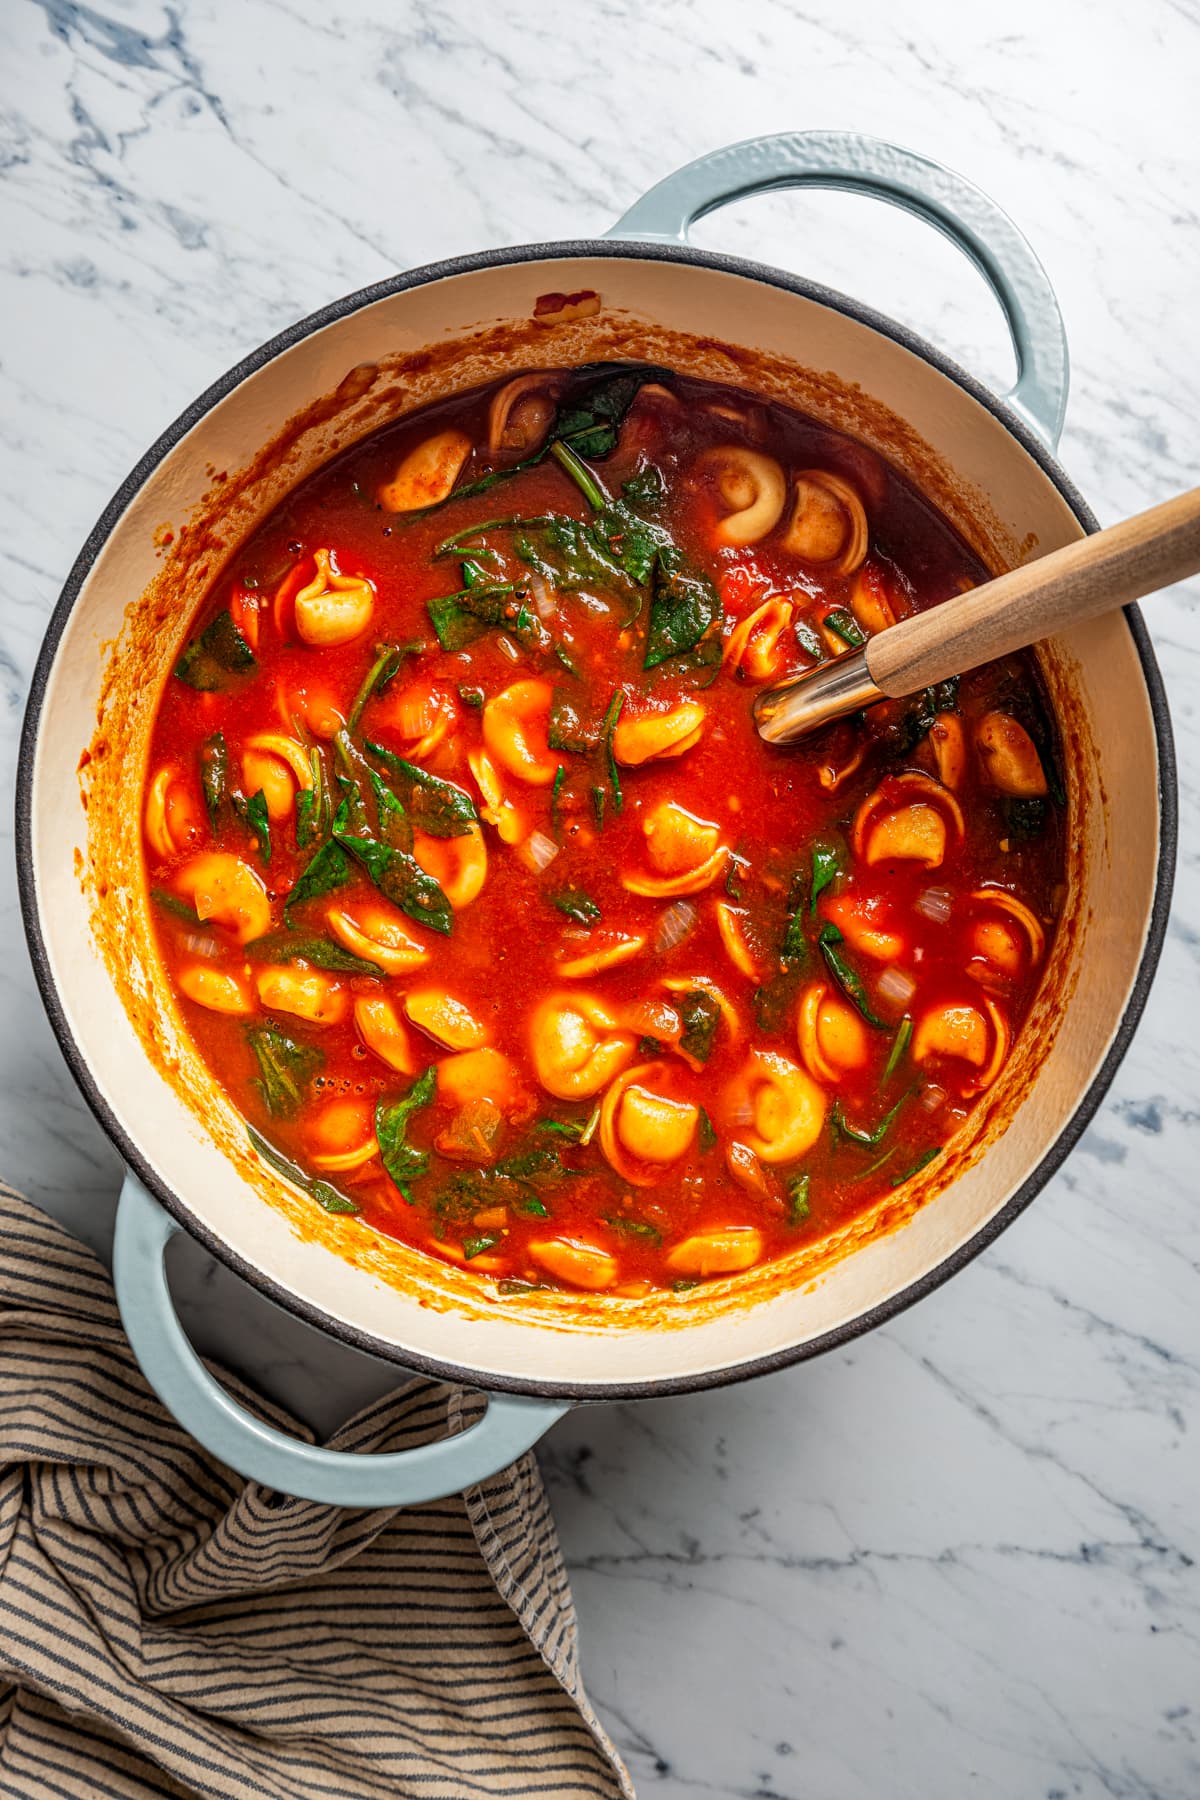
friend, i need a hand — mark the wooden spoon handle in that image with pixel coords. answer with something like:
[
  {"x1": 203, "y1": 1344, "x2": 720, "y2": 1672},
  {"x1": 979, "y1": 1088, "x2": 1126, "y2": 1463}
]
[{"x1": 866, "y1": 486, "x2": 1200, "y2": 697}]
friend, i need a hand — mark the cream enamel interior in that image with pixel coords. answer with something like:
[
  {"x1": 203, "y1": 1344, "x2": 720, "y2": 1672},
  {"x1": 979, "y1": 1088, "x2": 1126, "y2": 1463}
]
[{"x1": 27, "y1": 253, "x2": 1161, "y2": 1389}]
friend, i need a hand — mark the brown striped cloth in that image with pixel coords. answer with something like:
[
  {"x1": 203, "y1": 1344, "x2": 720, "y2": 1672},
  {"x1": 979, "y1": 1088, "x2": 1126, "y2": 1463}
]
[{"x1": 0, "y1": 1185, "x2": 632, "y2": 1800}]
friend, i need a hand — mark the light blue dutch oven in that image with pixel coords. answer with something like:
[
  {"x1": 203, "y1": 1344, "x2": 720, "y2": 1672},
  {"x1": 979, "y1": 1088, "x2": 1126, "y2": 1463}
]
[{"x1": 17, "y1": 133, "x2": 1175, "y2": 1506}]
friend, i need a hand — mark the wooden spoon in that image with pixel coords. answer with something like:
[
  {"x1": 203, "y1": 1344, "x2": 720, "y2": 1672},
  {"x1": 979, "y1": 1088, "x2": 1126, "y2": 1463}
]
[{"x1": 754, "y1": 487, "x2": 1200, "y2": 745}]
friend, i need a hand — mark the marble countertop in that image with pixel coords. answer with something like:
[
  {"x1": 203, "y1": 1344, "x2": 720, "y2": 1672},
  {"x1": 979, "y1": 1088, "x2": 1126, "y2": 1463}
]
[{"x1": 2, "y1": 2, "x2": 1198, "y2": 1794}]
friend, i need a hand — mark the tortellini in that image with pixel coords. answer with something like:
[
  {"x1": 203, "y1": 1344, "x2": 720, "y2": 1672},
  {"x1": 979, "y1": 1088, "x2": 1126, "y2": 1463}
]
[
  {"x1": 293, "y1": 549, "x2": 375, "y2": 647},
  {"x1": 699, "y1": 447, "x2": 787, "y2": 546},
  {"x1": 612, "y1": 700, "x2": 706, "y2": 766},
  {"x1": 529, "y1": 993, "x2": 634, "y2": 1099},
  {"x1": 327, "y1": 903, "x2": 431, "y2": 975},
  {"x1": 482, "y1": 680, "x2": 559, "y2": 786},
  {"x1": 378, "y1": 430, "x2": 472, "y2": 512},
  {"x1": 623, "y1": 801, "x2": 727, "y2": 898},
  {"x1": 174, "y1": 852, "x2": 271, "y2": 945},
  {"x1": 599, "y1": 1064, "x2": 699, "y2": 1187},
  {"x1": 781, "y1": 470, "x2": 868, "y2": 573},
  {"x1": 723, "y1": 1049, "x2": 826, "y2": 1165}
]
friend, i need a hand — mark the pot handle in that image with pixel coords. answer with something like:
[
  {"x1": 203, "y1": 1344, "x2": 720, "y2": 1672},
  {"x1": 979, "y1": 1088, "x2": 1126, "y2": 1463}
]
[
  {"x1": 607, "y1": 131, "x2": 1069, "y2": 451},
  {"x1": 112, "y1": 1170, "x2": 567, "y2": 1506}
]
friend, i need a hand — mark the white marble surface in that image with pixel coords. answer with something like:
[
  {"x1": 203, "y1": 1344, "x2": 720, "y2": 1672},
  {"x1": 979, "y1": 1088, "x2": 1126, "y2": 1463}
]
[{"x1": 2, "y1": 2, "x2": 1199, "y2": 1794}]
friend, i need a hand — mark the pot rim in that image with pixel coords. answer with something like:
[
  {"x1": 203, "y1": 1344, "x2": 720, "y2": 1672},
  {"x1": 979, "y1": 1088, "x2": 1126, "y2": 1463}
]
[{"x1": 15, "y1": 237, "x2": 1178, "y2": 1400}]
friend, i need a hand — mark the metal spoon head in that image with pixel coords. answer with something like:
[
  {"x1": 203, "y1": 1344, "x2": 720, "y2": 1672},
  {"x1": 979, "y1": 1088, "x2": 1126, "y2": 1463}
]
[{"x1": 753, "y1": 646, "x2": 884, "y2": 746}]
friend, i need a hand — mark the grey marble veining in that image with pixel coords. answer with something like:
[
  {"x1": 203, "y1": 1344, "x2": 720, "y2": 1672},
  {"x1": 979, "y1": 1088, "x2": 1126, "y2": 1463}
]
[{"x1": 2, "y1": 2, "x2": 1198, "y2": 1795}]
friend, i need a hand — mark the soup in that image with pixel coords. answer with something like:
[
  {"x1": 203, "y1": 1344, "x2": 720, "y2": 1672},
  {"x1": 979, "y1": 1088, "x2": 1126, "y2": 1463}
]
[{"x1": 142, "y1": 365, "x2": 1064, "y2": 1296}]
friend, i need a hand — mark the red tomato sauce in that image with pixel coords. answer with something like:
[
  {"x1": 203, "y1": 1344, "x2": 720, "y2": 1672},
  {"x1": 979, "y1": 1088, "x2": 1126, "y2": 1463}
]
[{"x1": 142, "y1": 367, "x2": 1065, "y2": 1296}]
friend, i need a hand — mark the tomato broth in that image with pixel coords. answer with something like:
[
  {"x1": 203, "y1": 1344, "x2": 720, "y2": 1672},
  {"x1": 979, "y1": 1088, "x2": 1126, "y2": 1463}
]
[{"x1": 143, "y1": 365, "x2": 1065, "y2": 1297}]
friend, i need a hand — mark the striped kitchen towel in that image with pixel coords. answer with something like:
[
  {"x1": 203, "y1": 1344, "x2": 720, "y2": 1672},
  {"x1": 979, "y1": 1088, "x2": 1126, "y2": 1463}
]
[{"x1": 0, "y1": 1184, "x2": 632, "y2": 1799}]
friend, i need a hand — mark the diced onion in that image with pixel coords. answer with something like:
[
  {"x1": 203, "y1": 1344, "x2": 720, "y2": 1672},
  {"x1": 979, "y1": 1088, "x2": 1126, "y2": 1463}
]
[
  {"x1": 395, "y1": 694, "x2": 436, "y2": 741},
  {"x1": 919, "y1": 1083, "x2": 948, "y2": 1113},
  {"x1": 915, "y1": 887, "x2": 954, "y2": 924},
  {"x1": 527, "y1": 575, "x2": 556, "y2": 620},
  {"x1": 521, "y1": 829, "x2": 560, "y2": 873},
  {"x1": 496, "y1": 634, "x2": 521, "y2": 662},
  {"x1": 183, "y1": 931, "x2": 222, "y2": 959},
  {"x1": 878, "y1": 965, "x2": 917, "y2": 1007},
  {"x1": 654, "y1": 900, "x2": 697, "y2": 953}
]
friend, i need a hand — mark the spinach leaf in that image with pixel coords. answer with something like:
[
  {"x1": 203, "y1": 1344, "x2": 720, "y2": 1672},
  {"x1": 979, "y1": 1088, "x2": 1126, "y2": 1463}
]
[
  {"x1": 245, "y1": 931, "x2": 381, "y2": 977},
  {"x1": 365, "y1": 740, "x2": 476, "y2": 838},
  {"x1": 336, "y1": 828, "x2": 453, "y2": 936},
  {"x1": 602, "y1": 1212, "x2": 663, "y2": 1247},
  {"x1": 295, "y1": 747, "x2": 330, "y2": 850},
  {"x1": 780, "y1": 871, "x2": 808, "y2": 971},
  {"x1": 810, "y1": 841, "x2": 844, "y2": 914},
  {"x1": 548, "y1": 692, "x2": 599, "y2": 756},
  {"x1": 347, "y1": 641, "x2": 424, "y2": 732},
  {"x1": 435, "y1": 515, "x2": 557, "y2": 558},
  {"x1": 426, "y1": 582, "x2": 533, "y2": 653},
  {"x1": 601, "y1": 689, "x2": 625, "y2": 811},
  {"x1": 678, "y1": 988, "x2": 720, "y2": 1064},
  {"x1": 366, "y1": 766, "x2": 411, "y2": 849},
  {"x1": 493, "y1": 1146, "x2": 563, "y2": 1183},
  {"x1": 535, "y1": 1117, "x2": 589, "y2": 1141},
  {"x1": 620, "y1": 464, "x2": 666, "y2": 512},
  {"x1": 463, "y1": 1232, "x2": 502, "y2": 1260},
  {"x1": 1003, "y1": 797, "x2": 1049, "y2": 839},
  {"x1": 552, "y1": 888, "x2": 601, "y2": 925},
  {"x1": 376, "y1": 1066, "x2": 437, "y2": 1202},
  {"x1": 794, "y1": 618, "x2": 825, "y2": 662},
  {"x1": 644, "y1": 550, "x2": 721, "y2": 670},
  {"x1": 698, "y1": 1107, "x2": 717, "y2": 1152},
  {"x1": 247, "y1": 1026, "x2": 323, "y2": 1119},
  {"x1": 174, "y1": 609, "x2": 257, "y2": 691},
  {"x1": 881, "y1": 1017, "x2": 913, "y2": 1087},
  {"x1": 246, "y1": 1125, "x2": 358, "y2": 1214},
  {"x1": 832, "y1": 1088, "x2": 911, "y2": 1148},
  {"x1": 552, "y1": 365, "x2": 672, "y2": 460},
  {"x1": 817, "y1": 922, "x2": 888, "y2": 1029},
  {"x1": 237, "y1": 788, "x2": 271, "y2": 864},
  {"x1": 786, "y1": 1172, "x2": 811, "y2": 1224},
  {"x1": 823, "y1": 608, "x2": 866, "y2": 649},
  {"x1": 889, "y1": 1145, "x2": 942, "y2": 1187},
  {"x1": 458, "y1": 684, "x2": 485, "y2": 709},
  {"x1": 200, "y1": 732, "x2": 227, "y2": 828},
  {"x1": 150, "y1": 886, "x2": 207, "y2": 926},
  {"x1": 285, "y1": 839, "x2": 351, "y2": 920}
]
